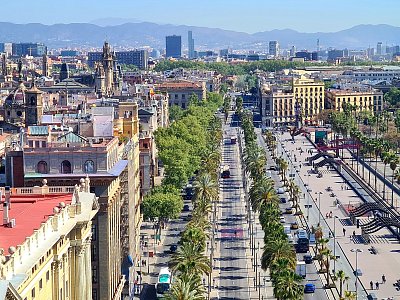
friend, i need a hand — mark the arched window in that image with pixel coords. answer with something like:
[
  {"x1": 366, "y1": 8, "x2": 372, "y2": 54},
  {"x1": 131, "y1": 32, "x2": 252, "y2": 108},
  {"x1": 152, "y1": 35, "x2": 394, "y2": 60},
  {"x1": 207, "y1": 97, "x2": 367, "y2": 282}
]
[
  {"x1": 84, "y1": 160, "x2": 95, "y2": 173},
  {"x1": 37, "y1": 161, "x2": 48, "y2": 174},
  {"x1": 61, "y1": 160, "x2": 72, "y2": 174}
]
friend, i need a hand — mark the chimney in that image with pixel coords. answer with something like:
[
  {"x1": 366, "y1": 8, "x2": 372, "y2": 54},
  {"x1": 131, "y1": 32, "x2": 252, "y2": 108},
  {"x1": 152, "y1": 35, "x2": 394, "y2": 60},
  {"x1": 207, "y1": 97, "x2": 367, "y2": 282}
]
[{"x1": 2, "y1": 189, "x2": 8, "y2": 225}]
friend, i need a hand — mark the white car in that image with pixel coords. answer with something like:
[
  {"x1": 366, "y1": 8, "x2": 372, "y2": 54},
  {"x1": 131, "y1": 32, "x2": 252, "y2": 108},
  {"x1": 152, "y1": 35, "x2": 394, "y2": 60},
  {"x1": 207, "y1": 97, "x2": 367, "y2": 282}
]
[
  {"x1": 287, "y1": 233, "x2": 294, "y2": 244},
  {"x1": 279, "y1": 216, "x2": 286, "y2": 223}
]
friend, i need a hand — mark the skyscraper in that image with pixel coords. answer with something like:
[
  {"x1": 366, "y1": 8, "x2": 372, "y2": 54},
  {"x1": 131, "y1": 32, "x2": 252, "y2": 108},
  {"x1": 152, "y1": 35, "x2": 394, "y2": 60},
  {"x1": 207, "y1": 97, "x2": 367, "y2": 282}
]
[
  {"x1": 188, "y1": 31, "x2": 195, "y2": 59},
  {"x1": 269, "y1": 41, "x2": 280, "y2": 57},
  {"x1": 166, "y1": 35, "x2": 182, "y2": 58},
  {"x1": 377, "y1": 42, "x2": 383, "y2": 55}
]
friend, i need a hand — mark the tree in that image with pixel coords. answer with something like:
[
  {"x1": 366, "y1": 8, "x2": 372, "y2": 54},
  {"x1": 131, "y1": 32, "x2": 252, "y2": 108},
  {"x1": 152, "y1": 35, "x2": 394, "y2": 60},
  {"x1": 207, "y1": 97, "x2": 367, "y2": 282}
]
[
  {"x1": 164, "y1": 273, "x2": 205, "y2": 300},
  {"x1": 180, "y1": 226, "x2": 208, "y2": 251},
  {"x1": 344, "y1": 291, "x2": 357, "y2": 300},
  {"x1": 335, "y1": 270, "x2": 349, "y2": 299},
  {"x1": 384, "y1": 87, "x2": 400, "y2": 107},
  {"x1": 142, "y1": 191, "x2": 183, "y2": 236},
  {"x1": 389, "y1": 153, "x2": 400, "y2": 206},
  {"x1": 249, "y1": 176, "x2": 279, "y2": 211},
  {"x1": 261, "y1": 238, "x2": 296, "y2": 271},
  {"x1": 169, "y1": 242, "x2": 211, "y2": 277},
  {"x1": 169, "y1": 105, "x2": 184, "y2": 122},
  {"x1": 273, "y1": 270, "x2": 304, "y2": 300},
  {"x1": 193, "y1": 172, "x2": 218, "y2": 203}
]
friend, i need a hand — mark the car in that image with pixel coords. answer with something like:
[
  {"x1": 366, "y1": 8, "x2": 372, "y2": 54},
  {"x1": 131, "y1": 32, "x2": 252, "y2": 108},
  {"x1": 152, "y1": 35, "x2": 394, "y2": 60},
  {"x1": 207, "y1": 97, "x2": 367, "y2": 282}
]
[
  {"x1": 182, "y1": 204, "x2": 190, "y2": 212},
  {"x1": 290, "y1": 222, "x2": 299, "y2": 230},
  {"x1": 169, "y1": 245, "x2": 178, "y2": 253},
  {"x1": 285, "y1": 207, "x2": 293, "y2": 214},
  {"x1": 269, "y1": 166, "x2": 277, "y2": 171},
  {"x1": 277, "y1": 187, "x2": 285, "y2": 194},
  {"x1": 303, "y1": 254, "x2": 313, "y2": 264},
  {"x1": 280, "y1": 197, "x2": 287, "y2": 203},
  {"x1": 304, "y1": 283, "x2": 316, "y2": 293},
  {"x1": 279, "y1": 216, "x2": 286, "y2": 223},
  {"x1": 287, "y1": 233, "x2": 294, "y2": 244}
]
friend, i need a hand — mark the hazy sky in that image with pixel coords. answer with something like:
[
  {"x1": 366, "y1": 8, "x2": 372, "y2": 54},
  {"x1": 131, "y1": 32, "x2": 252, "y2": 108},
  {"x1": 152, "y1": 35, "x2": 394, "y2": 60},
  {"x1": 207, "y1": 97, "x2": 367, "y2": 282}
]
[{"x1": 4, "y1": 0, "x2": 400, "y2": 33}]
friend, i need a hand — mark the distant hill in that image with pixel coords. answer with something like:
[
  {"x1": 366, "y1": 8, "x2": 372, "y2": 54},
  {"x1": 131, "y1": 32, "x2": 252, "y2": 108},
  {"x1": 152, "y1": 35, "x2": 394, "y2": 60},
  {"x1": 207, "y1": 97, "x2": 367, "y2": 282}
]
[{"x1": 0, "y1": 22, "x2": 399, "y2": 50}]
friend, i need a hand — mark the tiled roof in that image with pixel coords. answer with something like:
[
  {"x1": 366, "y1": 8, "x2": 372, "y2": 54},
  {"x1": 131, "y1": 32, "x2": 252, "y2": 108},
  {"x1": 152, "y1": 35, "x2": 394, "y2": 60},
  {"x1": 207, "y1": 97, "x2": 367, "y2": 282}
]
[{"x1": 28, "y1": 126, "x2": 48, "y2": 136}]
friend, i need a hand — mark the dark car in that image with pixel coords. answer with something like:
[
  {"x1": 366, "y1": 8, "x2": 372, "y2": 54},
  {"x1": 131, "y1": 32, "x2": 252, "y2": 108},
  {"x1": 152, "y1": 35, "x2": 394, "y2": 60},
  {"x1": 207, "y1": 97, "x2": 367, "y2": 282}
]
[
  {"x1": 290, "y1": 222, "x2": 299, "y2": 230},
  {"x1": 304, "y1": 283, "x2": 315, "y2": 293},
  {"x1": 285, "y1": 207, "x2": 293, "y2": 214},
  {"x1": 169, "y1": 244, "x2": 178, "y2": 253},
  {"x1": 303, "y1": 254, "x2": 313, "y2": 264},
  {"x1": 280, "y1": 197, "x2": 287, "y2": 203},
  {"x1": 182, "y1": 204, "x2": 190, "y2": 212}
]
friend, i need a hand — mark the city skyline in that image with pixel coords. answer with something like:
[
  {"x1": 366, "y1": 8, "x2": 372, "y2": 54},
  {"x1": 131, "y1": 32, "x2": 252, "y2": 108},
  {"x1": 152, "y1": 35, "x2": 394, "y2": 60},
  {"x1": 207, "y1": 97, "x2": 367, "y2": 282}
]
[{"x1": 4, "y1": 0, "x2": 400, "y2": 33}]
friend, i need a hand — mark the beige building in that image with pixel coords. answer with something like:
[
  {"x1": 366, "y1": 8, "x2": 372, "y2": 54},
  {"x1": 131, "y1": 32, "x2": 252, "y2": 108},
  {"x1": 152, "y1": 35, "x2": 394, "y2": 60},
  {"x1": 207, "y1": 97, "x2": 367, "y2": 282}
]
[
  {"x1": 325, "y1": 88, "x2": 383, "y2": 113},
  {"x1": 156, "y1": 81, "x2": 206, "y2": 108},
  {"x1": 0, "y1": 183, "x2": 98, "y2": 300},
  {"x1": 293, "y1": 76, "x2": 325, "y2": 124}
]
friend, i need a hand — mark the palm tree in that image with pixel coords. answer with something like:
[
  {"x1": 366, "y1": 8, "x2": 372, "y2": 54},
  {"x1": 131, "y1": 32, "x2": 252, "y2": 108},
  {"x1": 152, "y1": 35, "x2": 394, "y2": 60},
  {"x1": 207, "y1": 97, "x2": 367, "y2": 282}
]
[
  {"x1": 280, "y1": 159, "x2": 289, "y2": 185},
  {"x1": 180, "y1": 226, "x2": 208, "y2": 251},
  {"x1": 273, "y1": 270, "x2": 304, "y2": 300},
  {"x1": 335, "y1": 270, "x2": 349, "y2": 299},
  {"x1": 390, "y1": 153, "x2": 400, "y2": 207},
  {"x1": 373, "y1": 140, "x2": 384, "y2": 191},
  {"x1": 245, "y1": 146, "x2": 266, "y2": 179},
  {"x1": 193, "y1": 172, "x2": 218, "y2": 204},
  {"x1": 164, "y1": 273, "x2": 205, "y2": 300},
  {"x1": 261, "y1": 238, "x2": 296, "y2": 271},
  {"x1": 320, "y1": 248, "x2": 336, "y2": 287},
  {"x1": 169, "y1": 242, "x2": 211, "y2": 276},
  {"x1": 249, "y1": 176, "x2": 279, "y2": 211},
  {"x1": 380, "y1": 151, "x2": 391, "y2": 200},
  {"x1": 344, "y1": 290, "x2": 357, "y2": 300}
]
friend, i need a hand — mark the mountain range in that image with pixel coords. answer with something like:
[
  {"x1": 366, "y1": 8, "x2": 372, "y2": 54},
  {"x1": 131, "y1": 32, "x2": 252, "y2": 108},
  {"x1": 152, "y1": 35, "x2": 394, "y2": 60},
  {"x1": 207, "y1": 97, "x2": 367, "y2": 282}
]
[{"x1": 0, "y1": 22, "x2": 399, "y2": 50}]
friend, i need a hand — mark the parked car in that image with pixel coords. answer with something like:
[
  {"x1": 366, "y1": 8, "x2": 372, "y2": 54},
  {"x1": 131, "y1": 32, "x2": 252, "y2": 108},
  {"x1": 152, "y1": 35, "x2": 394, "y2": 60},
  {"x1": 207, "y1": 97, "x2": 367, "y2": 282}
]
[
  {"x1": 169, "y1": 244, "x2": 178, "y2": 253},
  {"x1": 303, "y1": 254, "x2": 313, "y2": 264},
  {"x1": 277, "y1": 187, "x2": 285, "y2": 194},
  {"x1": 285, "y1": 207, "x2": 293, "y2": 214},
  {"x1": 286, "y1": 233, "x2": 294, "y2": 244},
  {"x1": 279, "y1": 216, "x2": 286, "y2": 223},
  {"x1": 269, "y1": 166, "x2": 277, "y2": 171},
  {"x1": 182, "y1": 205, "x2": 190, "y2": 212},
  {"x1": 280, "y1": 197, "x2": 287, "y2": 203},
  {"x1": 304, "y1": 283, "x2": 316, "y2": 293},
  {"x1": 290, "y1": 222, "x2": 299, "y2": 230}
]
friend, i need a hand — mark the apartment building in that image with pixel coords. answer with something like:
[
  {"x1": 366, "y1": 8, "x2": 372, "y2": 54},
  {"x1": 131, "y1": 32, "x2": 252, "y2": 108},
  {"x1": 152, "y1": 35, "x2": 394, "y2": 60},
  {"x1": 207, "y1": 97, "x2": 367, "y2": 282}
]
[
  {"x1": 0, "y1": 184, "x2": 98, "y2": 300},
  {"x1": 325, "y1": 88, "x2": 383, "y2": 113}
]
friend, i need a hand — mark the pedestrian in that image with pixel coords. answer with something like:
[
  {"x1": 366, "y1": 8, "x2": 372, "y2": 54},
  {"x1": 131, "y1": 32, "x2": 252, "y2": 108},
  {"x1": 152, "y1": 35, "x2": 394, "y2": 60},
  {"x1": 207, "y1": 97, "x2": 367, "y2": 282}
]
[
  {"x1": 370, "y1": 281, "x2": 374, "y2": 290},
  {"x1": 326, "y1": 213, "x2": 329, "y2": 218},
  {"x1": 353, "y1": 230, "x2": 356, "y2": 236},
  {"x1": 329, "y1": 211, "x2": 332, "y2": 218},
  {"x1": 341, "y1": 185, "x2": 343, "y2": 190},
  {"x1": 329, "y1": 232, "x2": 332, "y2": 238},
  {"x1": 376, "y1": 282, "x2": 379, "y2": 290},
  {"x1": 382, "y1": 274, "x2": 386, "y2": 284},
  {"x1": 343, "y1": 228, "x2": 346, "y2": 236}
]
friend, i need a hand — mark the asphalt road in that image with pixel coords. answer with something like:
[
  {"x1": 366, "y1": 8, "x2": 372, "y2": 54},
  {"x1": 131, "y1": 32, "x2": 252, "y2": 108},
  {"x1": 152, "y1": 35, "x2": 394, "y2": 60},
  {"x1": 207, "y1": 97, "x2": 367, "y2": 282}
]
[{"x1": 216, "y1": 113, "x2": 251, "y2": 300}]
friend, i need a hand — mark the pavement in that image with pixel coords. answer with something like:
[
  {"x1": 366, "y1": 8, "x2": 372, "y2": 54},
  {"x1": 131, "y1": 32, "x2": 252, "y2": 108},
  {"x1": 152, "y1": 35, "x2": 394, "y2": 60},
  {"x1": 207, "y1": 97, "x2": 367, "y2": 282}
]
[{"x1": 271, "y1": 130, "x2": 400, "y2": 300}]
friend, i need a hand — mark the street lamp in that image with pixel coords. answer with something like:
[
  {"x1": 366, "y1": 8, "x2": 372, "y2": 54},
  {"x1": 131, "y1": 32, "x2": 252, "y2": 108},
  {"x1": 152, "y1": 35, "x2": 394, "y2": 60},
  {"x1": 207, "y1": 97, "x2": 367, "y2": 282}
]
[
  {"x1": 333, "y1": 216, "x2": 339, "y2": 273},
  {"x1": 351, "y1": 248, "x2": 363, "y2": 299},
  {"x1": 315, "y1": 192, "x2": 323, "y2": 225}
]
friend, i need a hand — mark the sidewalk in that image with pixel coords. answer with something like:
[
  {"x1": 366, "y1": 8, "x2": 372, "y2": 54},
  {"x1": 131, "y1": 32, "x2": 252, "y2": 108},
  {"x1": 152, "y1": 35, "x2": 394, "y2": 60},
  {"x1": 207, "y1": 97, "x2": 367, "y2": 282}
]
[{"x1": 280, "y1": 131, "x2": 400, "y2": 299}]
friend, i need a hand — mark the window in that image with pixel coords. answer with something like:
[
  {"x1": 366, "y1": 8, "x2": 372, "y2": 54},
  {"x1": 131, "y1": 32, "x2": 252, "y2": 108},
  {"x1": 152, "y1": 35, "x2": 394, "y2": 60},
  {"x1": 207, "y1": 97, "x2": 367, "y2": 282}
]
[
  {"x1": 91, "y1": 224, "x2": 97, "y2": 241},
  {"x1": 61, "y1": 160, "x2": 72, "y2": 174},
  {"x1": 31, "y1": 288, "x2": 35, "y2": 298},
  {"x1": 84, "y1": 160, "x2": 95, "y2": 173},
  {"x1": 92, "y1": 265, "x2": 98, "y2": 283},
  {"x1": 30, "y1": 96, "x2": 36, "y2": 106},
  {"x1": 37, "y1": 161, "x2": 48, "y2": 174},
  {"x1": 46, "y1": 271, "x2": 50, "y2": 281},
  {"x1": 16, "y1": 111, "x2": 22, "y2": 117},
  {"x1": 39, "y1": 279, "x2": 42, "y2": 289}
]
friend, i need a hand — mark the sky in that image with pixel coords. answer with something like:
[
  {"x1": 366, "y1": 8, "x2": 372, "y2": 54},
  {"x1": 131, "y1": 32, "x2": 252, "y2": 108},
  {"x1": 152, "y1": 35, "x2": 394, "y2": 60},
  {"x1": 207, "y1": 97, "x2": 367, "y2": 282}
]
[{"x1": 4, "y1": 0, "x2": 400, "y2": 33}]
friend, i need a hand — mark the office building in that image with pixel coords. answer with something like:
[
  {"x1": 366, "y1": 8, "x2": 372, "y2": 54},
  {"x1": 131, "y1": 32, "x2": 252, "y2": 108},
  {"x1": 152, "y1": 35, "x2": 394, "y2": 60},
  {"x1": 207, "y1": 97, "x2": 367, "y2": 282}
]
[
  {"x1": 61, "y1": 50, "x2": 80, "y2": 57},
  {"x1": 261, "y1": 76, "x2": 325, "y2": 127},
  {"x1": 12, "y1": 43, "x2": 47, "y2": 57},
  {"x1": 166, "y1": 35, "x2": 182, "y2": 58},
  {"x1": 0, "y1": 184, "x2": 98, "y2": 299},
  {"x1": 377, "y1": 42, "x2": 383, "y2": 55},
  {"x1": 269, "y1": 41, "x2": 280, "y2": 57},
  {"x1": 325, "y1": 88, "x2": 383, "y2": 113},
  {"x1": 188, "y1": 31, "x2": 195, "y2": 59},
  {"x1": 88, "y1": 49, "x2": 148, "y2": 70},
  {"x1": 327, "y1": 49, "x2": 345, "y2": 62}
]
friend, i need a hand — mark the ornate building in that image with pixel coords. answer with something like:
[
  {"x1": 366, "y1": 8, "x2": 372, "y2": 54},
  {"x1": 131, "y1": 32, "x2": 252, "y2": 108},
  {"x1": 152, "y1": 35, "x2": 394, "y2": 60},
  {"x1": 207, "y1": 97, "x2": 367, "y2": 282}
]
[{"x1": 94, "y1": 42, "x2": 122, "y2": 97}]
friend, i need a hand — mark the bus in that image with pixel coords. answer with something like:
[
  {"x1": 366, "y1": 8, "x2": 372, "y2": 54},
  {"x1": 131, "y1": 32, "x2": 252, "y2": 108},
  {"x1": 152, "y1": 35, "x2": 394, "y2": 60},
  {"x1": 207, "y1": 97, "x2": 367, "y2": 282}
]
[
  {"x1": 221, "y1": 165, "x2": 230, "y2": 178},
  {"x1": 295, "y1": 229, "x2": 310, "y2": 253},
  {"x1": 156, "y1": 267, "x2": 172, "y2": 298}
]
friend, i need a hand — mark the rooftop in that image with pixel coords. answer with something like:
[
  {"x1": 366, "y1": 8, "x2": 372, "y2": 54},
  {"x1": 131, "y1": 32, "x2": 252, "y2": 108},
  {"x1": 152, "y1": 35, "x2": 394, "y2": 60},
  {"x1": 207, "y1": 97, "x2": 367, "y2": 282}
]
[
  {"x1": 0, "y1": 191, "x2": 73, "y2": 251},
  {"x1": 156, "y1": 81, "x2": 202, "y2": 90}
]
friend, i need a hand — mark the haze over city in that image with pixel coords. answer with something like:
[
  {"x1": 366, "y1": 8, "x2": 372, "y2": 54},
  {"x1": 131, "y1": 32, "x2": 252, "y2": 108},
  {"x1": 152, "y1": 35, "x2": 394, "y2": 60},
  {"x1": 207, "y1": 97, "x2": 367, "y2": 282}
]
[{"x1": 3, "y1": 0, "x2": 400, "y2": 33}]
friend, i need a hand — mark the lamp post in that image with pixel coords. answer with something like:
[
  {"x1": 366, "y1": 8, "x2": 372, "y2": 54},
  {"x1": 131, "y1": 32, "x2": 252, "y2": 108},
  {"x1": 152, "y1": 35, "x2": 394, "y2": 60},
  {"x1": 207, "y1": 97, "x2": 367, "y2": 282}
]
[
  {"x1": 315, "y1": 192, "x2": 323, "y2": 225},
  {"x1": 351, "y1": 248, "x2": 363, "y2": 299},
  {"x1": 333, "y1": 216, "x2": 338, "y2": 273}
]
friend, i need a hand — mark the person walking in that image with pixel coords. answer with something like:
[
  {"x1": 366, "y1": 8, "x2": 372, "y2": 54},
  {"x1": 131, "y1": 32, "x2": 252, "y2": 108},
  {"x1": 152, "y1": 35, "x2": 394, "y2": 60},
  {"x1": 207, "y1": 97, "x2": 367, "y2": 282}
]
[
  {"x1": 382, "y1": 274, "x2": 386, "y2": 284},
  {"x1": 343, "y1": 228, "x2": 346, "y2": 236},
  {"x1": 370, "y1": 281, "x2": 374, "y2": 290},
  {"x1": 376, "y1": 282, "x2": 380, "y2": 290}
]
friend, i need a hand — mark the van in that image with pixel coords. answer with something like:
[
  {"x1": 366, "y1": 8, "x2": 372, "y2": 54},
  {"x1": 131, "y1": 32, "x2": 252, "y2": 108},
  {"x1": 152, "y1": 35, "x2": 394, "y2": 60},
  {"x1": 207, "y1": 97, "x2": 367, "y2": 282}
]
[{"x1": 283, "y1": 225, "x2": 291, "y2": 234}]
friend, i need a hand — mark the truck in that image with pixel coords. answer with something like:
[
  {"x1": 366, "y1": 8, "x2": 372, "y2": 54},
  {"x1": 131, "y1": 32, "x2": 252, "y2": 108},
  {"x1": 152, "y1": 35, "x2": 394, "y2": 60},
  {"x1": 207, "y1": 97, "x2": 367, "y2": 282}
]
[
  {"x1": 296, "y1": 261, "x2": 307, "y2": 278},
  {"x1": 221, "y1": 165, "x2": 230, "y2": 178}
]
